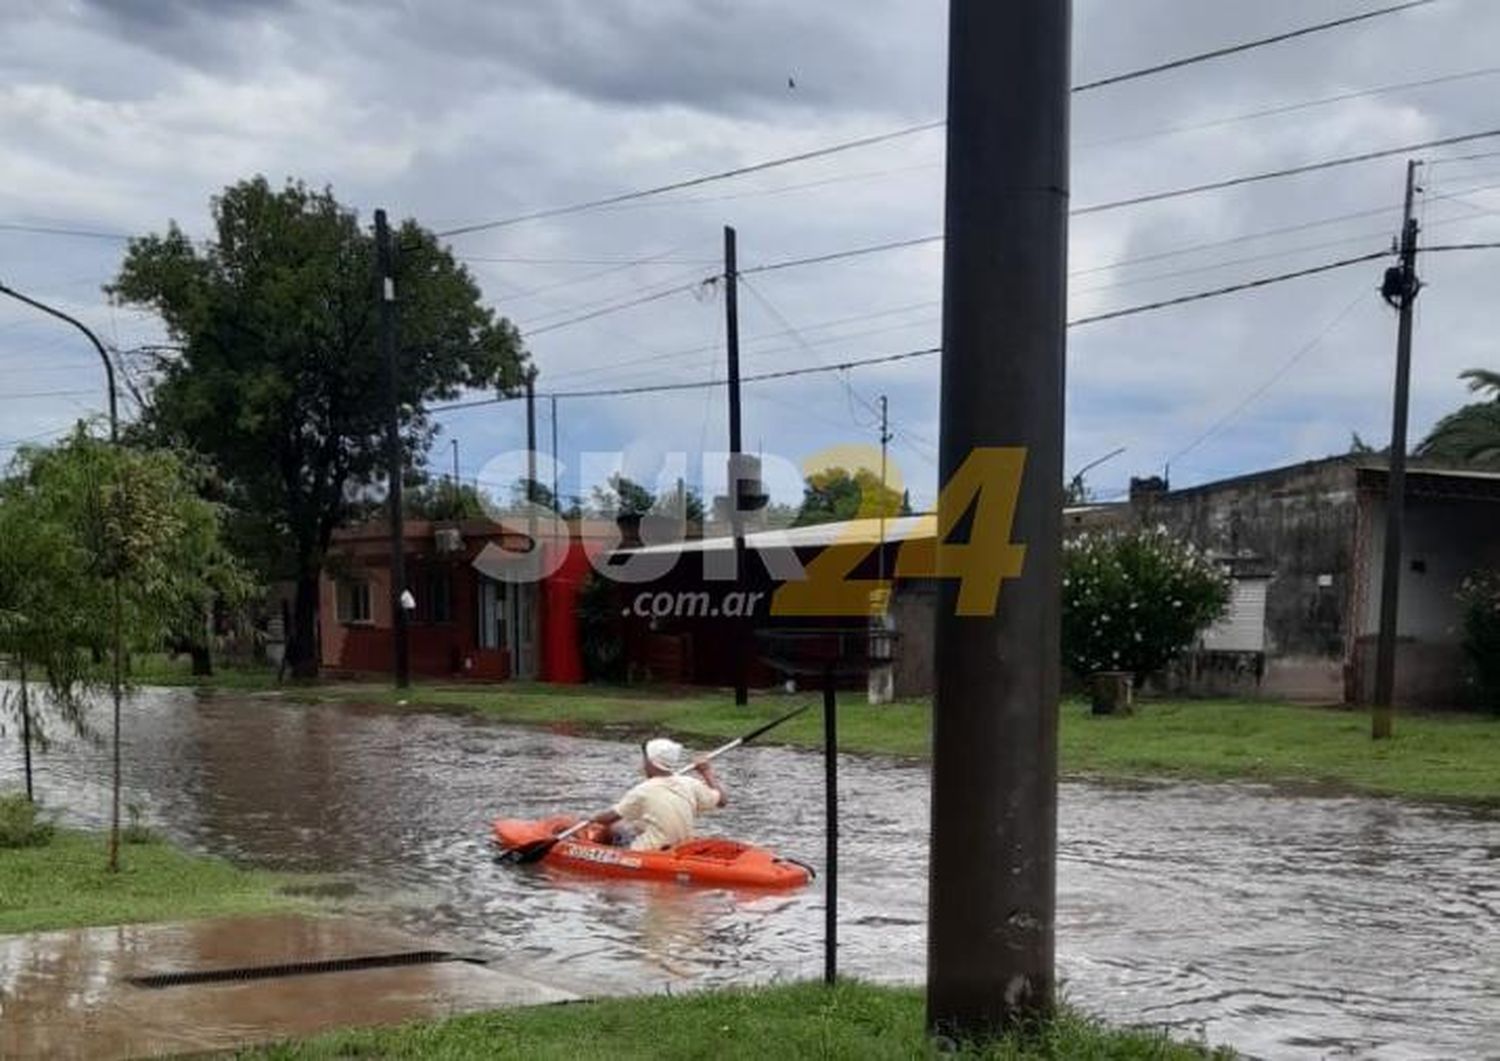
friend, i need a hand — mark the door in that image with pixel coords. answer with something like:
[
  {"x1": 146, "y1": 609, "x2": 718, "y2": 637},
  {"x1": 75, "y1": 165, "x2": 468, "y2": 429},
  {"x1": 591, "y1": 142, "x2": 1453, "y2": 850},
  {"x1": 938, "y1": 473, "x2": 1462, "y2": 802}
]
[{"x1": 509, "y1": 582, "x2": 536, "y2": 679}]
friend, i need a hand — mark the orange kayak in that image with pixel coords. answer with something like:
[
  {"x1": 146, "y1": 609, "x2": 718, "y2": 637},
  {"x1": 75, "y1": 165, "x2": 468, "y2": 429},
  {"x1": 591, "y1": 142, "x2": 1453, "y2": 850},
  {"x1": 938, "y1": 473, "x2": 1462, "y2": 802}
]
[{"x1": 491, "y1": 816, "x2": 813, "y2": 890}]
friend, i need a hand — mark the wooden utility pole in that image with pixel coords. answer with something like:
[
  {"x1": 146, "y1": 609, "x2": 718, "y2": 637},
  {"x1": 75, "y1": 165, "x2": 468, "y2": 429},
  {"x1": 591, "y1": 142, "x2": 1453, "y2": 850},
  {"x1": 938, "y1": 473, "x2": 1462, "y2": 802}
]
[
  {"x1": 375, "y1": 209, "x2": 409, "y2": 689},
  {"x1": 1372, "y1": 159, "x2": 1422, "y2": 739},
  {"x1": 724, "y1": 225, "x2": 749, "y2": 706},
  {"x1": 927, "y1": 0, "x2": 1070, "y2": 1038}
]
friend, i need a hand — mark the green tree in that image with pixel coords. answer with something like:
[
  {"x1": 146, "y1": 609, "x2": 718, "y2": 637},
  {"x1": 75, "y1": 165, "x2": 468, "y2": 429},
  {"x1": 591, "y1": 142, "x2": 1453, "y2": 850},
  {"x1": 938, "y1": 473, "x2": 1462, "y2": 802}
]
[
  {"x1": 1457, "y1": 568, "x2": 1500, "y2": 712},
  {"x1": 1417, "y1": 369, "x2": 1500, "y2": 466},
  {"x1": 1062, "y1": 527, "x2": 1231, "y2": 684},
  {"x1": 590, "y1": 474, "x2": 656, "y2": 518},
  {"x1": 794, "y1": 466, "x2": 907, "y2": 526},
  {"x1": 1, "y1": 429, "x2": 245, "y2": 868},
  {"x1": 109, "y1": 177, "x2": 528, "y2": 676},
  {"x1": 406, "y1": 478, "x2": 490, "y2": 521}
]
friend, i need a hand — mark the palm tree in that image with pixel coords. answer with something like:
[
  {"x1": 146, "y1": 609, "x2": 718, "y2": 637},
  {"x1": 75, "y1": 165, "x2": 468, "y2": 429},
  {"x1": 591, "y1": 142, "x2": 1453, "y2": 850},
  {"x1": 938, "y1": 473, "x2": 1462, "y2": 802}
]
[{"x1": 1417, "y1": 369, "x2": 1500, "y2": 466}]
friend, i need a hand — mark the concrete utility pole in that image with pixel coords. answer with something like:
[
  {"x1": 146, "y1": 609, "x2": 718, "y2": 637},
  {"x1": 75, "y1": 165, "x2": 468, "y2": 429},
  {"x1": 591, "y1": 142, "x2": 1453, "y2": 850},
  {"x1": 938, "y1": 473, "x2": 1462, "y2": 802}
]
[
  {"x1": 724, "y1": 224, "x2": 749, "y2": 706},
  {"x1": 927, "y1": 0, "x2": 1070, "y2": 1039},
  {"x1": 375, "y1": 209, "x2": 409, "y2": 689},
  {"x1": 1372, "y1": 158, "x2": 1422, "y2": 740}
]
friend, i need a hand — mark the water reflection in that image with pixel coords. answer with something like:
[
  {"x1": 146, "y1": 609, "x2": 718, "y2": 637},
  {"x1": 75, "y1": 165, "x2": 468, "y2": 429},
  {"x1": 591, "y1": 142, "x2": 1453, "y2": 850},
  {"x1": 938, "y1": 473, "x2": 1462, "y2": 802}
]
[{"x1": 2, "y1": 684, "x2": 1497, "y2": 1060}]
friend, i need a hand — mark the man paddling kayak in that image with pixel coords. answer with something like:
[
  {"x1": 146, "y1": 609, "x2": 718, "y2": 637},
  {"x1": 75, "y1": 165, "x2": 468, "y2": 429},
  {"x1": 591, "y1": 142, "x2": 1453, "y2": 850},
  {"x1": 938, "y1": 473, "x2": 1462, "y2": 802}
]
[{"x1": 587, "y1": 737, "x2": 726, "y2": 851}]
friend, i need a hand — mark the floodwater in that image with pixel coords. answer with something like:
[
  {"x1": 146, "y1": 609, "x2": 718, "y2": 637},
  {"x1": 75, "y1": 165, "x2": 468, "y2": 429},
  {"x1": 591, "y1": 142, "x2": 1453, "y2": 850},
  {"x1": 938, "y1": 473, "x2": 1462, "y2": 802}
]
[{"x1": 2, "y1": 686, "x2": 1497, "y2": 1060}]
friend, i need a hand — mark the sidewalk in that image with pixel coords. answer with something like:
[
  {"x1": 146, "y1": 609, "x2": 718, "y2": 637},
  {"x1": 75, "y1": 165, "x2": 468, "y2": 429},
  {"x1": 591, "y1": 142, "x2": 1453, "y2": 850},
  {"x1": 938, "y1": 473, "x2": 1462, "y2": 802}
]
[{"x1": 0, "y1": 914, "x2": 577, "y2": 1059}]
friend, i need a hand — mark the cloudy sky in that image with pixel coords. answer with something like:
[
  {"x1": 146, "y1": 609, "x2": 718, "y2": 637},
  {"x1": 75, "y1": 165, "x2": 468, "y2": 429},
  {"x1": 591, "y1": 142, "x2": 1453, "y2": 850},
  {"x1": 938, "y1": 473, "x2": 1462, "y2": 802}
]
[{"x1": 3, "y1": 0, "x2": 1499, "y2": 508}]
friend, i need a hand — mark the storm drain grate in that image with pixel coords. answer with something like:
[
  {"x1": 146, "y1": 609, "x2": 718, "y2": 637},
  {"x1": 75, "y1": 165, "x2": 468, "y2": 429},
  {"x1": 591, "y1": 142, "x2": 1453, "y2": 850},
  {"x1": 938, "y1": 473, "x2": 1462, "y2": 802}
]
[{"x1": 128, "y1": 949, "x2": 465, "y2": 989}]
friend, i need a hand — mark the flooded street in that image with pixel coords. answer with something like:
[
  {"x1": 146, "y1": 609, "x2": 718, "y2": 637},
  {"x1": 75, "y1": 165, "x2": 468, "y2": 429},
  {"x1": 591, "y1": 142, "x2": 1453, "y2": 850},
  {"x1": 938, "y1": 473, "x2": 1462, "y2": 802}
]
[{"x1": 3, "y1": 685, "x2": 1498, "y2": 1060}]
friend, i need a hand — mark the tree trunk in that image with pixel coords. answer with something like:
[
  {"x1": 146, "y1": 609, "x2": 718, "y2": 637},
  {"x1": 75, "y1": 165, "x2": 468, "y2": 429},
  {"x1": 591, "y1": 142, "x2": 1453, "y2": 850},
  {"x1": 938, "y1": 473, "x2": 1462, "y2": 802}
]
[
  {"x1": 288, "y1": 571, "x2": 321, "y2": 679},
  {"x1": 189, "y1": 644, "x2": 213, "y2": 676}
]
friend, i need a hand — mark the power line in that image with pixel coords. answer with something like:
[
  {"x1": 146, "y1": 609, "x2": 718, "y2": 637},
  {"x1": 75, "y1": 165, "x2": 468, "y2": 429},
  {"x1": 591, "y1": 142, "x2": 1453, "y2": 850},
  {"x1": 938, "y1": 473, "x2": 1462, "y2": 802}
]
[
  {"x1": 520, "y1": 275, "x2": 713, "y2": 336},
  {"x1": 0, "y1": 221, "x2": 130, "y2": 241},
  {"x1": 431, "y1": 3, "x2": 1440, "y2": 239},
  {"x1": 432, "y1": 122, "x2": 947, "y2": 239},
  {"x1": 458, "y1": 254, "x2": 719, "y2": 266},
  {"x1": 1079, "y1": 63, "x2": 1500, "y2": 150},
  {"x1": 0, "y1": 388, "x2": 98, "y2": 401},
  {"x1": 1073, "y1": 0, "x2": 1439, "y2": 92},
  {"x1": 720, "y1": 134, "x2": 1500, "y2": 282},
  {"x1": 1068, "y1": 251, "x2": 1388, "y2": 327},
  {"x1": 436, "y1": 251, "x2": 1394, "y2": 412},
  {"x1": 1422, "y1": 241, "x2": 1500, "y2": 253},
  {"x1": 1075, "y1": 127, "x2": 1500, "y2": 215},
  {"x1": 1168, "y1": 290, "x2": 1368, "y2": 465}
]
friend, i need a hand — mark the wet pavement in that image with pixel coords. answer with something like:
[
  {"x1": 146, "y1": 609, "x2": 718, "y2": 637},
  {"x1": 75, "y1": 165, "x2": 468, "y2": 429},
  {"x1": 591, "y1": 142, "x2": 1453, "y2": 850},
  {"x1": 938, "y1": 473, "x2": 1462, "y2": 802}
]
[
  {"x1": 2, "y1": 685, "x2": 1498, "y2": 1059},
  {"x1": 0, "y1": 915, "x2": 576, "y2": 1059}
]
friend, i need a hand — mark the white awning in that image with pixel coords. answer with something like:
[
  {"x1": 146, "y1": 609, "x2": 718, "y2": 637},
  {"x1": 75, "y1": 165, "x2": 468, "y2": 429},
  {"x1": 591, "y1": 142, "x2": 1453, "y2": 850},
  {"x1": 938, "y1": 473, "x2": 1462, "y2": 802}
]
[{"x1": 471, "y1": 541, "x2": 536, "y2": 581}]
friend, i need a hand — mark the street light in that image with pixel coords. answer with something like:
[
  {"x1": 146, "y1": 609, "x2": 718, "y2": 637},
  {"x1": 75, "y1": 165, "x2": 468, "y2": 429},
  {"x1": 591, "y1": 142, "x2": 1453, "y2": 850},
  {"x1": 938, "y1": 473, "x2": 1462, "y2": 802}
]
[
  {"x1": 0, "y1": 281, "x2": 119, "y2": 439},
  {"x1": 0, "y1": 280, "x2": 127, "y2": 871}
]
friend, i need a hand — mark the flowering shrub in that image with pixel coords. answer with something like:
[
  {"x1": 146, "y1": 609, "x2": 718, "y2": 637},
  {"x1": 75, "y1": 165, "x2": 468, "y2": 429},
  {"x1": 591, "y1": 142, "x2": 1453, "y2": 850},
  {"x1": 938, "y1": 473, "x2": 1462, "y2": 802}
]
[
  {"x1": 1062, "y1": 526, "x2": 1232, "y2": 683},
  {"x1": 1457, "y1": 569, "x2": 1500, "y2": 712}
]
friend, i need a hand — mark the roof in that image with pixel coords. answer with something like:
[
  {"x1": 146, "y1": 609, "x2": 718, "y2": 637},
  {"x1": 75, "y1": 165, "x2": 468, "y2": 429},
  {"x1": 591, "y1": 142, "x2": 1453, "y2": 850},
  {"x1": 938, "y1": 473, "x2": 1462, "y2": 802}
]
[{"x1": 626, "y1": 508, "x2": 1109, "y2": 556}]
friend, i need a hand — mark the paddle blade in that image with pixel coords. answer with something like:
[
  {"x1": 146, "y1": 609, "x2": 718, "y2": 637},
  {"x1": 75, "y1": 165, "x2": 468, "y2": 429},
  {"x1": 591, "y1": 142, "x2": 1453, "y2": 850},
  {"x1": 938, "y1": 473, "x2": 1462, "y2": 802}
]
[{"x1": 506, "y1": 839, "x2": 557, "y2": 865}]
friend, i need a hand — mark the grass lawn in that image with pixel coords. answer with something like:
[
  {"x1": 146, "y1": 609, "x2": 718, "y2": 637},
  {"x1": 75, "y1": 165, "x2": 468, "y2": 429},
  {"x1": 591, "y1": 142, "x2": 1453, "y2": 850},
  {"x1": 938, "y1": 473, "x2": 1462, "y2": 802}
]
[
  {"x1": 306, "y1": 682, "x2": 1500, "y2": 804},
  {"x1": 0, "y1": 829, "x2": 307, "y2": 935},
  {"x1": 124, "y1": 653, "x2": 288, "y2": 691},
  {"x1": 244, "y1": 980, "x2": 1231, "y2": 1060}
]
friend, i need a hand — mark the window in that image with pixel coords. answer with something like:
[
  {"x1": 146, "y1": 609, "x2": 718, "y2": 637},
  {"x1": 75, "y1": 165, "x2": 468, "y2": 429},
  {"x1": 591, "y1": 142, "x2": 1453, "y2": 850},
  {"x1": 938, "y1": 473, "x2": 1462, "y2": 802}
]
[
  {"x1": 426, "y1": 569, "x2": 452, "y2": 623},
  {"x1": 336, "y1": 579, "x2": 372, "y2": 624}
]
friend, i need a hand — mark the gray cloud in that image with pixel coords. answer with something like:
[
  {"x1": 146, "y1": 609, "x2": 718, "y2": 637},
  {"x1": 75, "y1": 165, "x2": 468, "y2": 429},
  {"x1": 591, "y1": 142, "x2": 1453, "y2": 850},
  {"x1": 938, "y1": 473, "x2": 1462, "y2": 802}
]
[{"x1": 3, "y1": 0, "x2": 1498, "y2": 505}]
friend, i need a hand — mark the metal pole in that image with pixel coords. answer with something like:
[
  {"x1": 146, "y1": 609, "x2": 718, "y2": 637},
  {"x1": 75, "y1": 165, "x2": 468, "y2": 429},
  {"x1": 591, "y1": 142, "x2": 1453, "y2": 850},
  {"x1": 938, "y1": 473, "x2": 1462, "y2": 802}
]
[
  {"x1": 823, "y1": 663, "x2": 838, "y2": 985},
  {"x1": 1372, "y1": 159, "x2": 1422, "y2": 739},
  {"x1": 451, "y1": 438, "x2": 460, "y2": 486},
  {"x1": 525, "y1": 371, "x2": 538, "y2": 505},
  {"x1": 724, "y1": 226, "x2": 748, "y2": 706},
  {"x1": 878, "y1": 395, "x2": 890, "y2": 582},
  {"x1": 551, "y1": 393, "x2": 561, "y2": 519},
  {"x1": 0, "y1": 281, "x2": 126, "y2": 870},
  {"x1": 928, "y1": 0, "x2": 1070, "y2": 1038},
  {"x1": 19, "y1": 658, "x2": 33, "y2": 802},
  {"x1": 375, "y1": 209, "x2": 409, "y2": 689},
  {"x1": 0, "y1": 283, "x2": 118, "y2": 440}
]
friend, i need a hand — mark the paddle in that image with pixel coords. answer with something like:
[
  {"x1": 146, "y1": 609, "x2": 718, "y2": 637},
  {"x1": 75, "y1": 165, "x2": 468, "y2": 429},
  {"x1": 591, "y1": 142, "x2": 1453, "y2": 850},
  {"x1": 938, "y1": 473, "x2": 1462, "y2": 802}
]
[{"x1": 496, "y1": 701, "x2": 812, "y2": 865}]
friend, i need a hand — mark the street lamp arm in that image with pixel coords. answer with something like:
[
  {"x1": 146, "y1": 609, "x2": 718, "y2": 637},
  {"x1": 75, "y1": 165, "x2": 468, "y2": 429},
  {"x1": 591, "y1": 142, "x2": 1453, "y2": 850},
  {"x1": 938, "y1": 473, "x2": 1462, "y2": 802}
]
[{"x1": 0, "y1": 281, "x2": 119, "y2": 440}]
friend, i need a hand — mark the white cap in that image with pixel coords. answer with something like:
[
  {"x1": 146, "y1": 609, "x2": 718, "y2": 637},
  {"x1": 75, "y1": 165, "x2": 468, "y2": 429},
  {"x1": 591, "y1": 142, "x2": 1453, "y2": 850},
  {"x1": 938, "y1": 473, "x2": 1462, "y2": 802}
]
[{"x1": 643, "y1": 737, "x2": 685, "y2": 772}]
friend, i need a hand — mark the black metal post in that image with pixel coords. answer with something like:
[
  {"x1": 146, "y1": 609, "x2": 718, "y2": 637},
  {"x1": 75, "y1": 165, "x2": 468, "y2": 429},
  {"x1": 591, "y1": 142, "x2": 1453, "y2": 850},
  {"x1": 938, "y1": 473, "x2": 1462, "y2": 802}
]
[
  {"x1": 525, "y1": 370, "x2": 538, "y2": 505},
  {"x1": 724, "y1": 225, "x2": 749, "y2": 706},
  {"x1": 1372, "y1": 159, "x2": 1422, "y2": 740},
  {"x1": 0, "y1": 280, "x2": 126, "y2": 870},
  {"x1": 20, "y1": 658, "x2": 33, "y2": 802},
  {"x1": 375, "y1": 209, "x2": 409, "y2": 689},
  {"x1": 0, "y1": 282, "x2": 118, "y2": 440},
  {"x1": 927, "y1": 0, "x2": 1070, "y2": 1037},
  {"x1": 823, "y1": 663, "x2": 838, "y2": 986}
]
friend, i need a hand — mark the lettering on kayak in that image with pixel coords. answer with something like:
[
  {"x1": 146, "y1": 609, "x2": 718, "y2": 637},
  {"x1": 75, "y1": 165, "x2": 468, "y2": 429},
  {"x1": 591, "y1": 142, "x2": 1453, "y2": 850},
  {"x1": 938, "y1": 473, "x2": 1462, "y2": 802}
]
[{"x1": 558, "y1": 843, "x2": 644, "y2": 869}]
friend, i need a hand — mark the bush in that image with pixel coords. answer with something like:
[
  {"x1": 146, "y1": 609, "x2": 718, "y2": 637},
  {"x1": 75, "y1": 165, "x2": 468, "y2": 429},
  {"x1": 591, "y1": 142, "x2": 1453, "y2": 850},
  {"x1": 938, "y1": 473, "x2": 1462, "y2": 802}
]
[
  {"x1": 576, "y1": 571, "x2": 626, "y2": 682},
  {"x1": 123, "y1": 801, "x2": 155, "y2": 845},
  {"x1": 1458, "y1": 569, "x2": 1500, "y2": 712},
  {"x1": 1063, "y1": 526, "x2": 1232, "y2": 683},
  {"x1": 0, "y1": 792, "x2": 55, "y2": 848}
]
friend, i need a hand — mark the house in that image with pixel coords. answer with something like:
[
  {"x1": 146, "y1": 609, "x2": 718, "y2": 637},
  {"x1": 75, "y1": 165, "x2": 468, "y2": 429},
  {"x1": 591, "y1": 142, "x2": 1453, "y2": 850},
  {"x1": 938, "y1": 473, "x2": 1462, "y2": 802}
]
[
  {"x1": 1128, "y1": 457, "x2": 1500, "y2": 706},
  {"x1": 605, "y1": 456, "x2": 1500, "y2": 708},
  {"x1": 318, "y1": 516, "x2": 604, "y2": 682}
]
